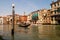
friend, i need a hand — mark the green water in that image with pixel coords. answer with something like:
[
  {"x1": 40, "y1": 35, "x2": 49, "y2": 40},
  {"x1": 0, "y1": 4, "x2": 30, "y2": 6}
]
[{"x1": 0, "y1": 24, "x2": 60, "y2": 40}]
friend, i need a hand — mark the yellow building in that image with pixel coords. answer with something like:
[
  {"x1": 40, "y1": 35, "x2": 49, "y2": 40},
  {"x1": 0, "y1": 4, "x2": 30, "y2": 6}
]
[
  {"x1": 0, "y1": 16, "x2": 7, "y2": 24},
  {"x1": 3, "y1": 16, "x2": 7, "y2": 24},
  {"x1": 6, "y1": 14, "x2": 20, "y2": 24},
  {"x1": 27, "y1": 10, "x2": 39, "y2": 24},
  {"x1": 27, "y1": 9, "x2": 51, "y2": 24},
  {"x1": 50, "y1": 0, "x2": 60, "y2": 24},
  {"x1": 38, "y1": 9, "x2": 51, "y2": 24}
]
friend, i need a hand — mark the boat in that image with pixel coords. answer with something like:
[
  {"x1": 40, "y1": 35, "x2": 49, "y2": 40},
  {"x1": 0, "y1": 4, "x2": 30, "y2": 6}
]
[
  {"x1": 19, "y1": 22, "x2": 30, "y2": 28},
  {"x1": 19, "y1": 12, "x2": 30, "y2": 28}
]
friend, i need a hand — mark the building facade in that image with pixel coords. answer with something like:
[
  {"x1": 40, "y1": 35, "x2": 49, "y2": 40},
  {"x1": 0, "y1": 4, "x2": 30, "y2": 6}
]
[
  {"x1": 50, "y1": 0, "x2": 60, "y2": 24},
  {"x1": 6, "y1": 14, "x2": 20, "y2": 24},
  {"x1": 38, "y1": 9, "x2": 51, "y2": 24},
  {"x1": 27, "y1": 9, "x2": 51, "y2": 24},
  {"x1": 0, "y1": 17, "x2": 3, "y2": 24},
  {"x1": 19, "y1": 15, "x2": 27, "y2": 23},
  {"x1": 27, "y1": 10, "x2": 39, "y2": 24},
  {"x1": 0, "y1": 16, "x2": 7, "y2": 24}
]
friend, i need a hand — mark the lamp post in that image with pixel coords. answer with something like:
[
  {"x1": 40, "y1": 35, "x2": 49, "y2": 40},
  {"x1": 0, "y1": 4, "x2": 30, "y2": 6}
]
[{"x1": 11, "y1": 3, "x2": 15, "y2": 40}]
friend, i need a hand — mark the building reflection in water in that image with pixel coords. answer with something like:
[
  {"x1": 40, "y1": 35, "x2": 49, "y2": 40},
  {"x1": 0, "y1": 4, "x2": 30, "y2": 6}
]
[
  {"x1": 55, "y1": 25, "x2": 60, "y2": 37},
  {"x1": 38, "y1": 25, "x2": 60, "y2": 40},
  {"x1": 0, "y1": 25, "x2": 3, "y2": 35},
  {"x1": 30, "y1": 25, "x2": 40, "y2": 40},
  {"x1": 1, "y1": 25, "x2": 60, "y2": 40}
]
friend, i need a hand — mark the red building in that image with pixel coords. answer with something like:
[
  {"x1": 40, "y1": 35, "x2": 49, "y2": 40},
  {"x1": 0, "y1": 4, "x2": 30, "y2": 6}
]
[{"x1": 19, "y1": 15, "x2": 27, "y2": 22}]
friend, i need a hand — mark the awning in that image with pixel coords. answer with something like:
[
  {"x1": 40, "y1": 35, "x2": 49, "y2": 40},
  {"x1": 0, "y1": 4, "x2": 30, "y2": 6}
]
[{"x1": 32, "y1": 13, "x2": 38, "y2": 20}]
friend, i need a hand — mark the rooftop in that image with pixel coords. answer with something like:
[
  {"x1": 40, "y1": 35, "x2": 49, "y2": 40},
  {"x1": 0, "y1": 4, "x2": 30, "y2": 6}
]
[{"x1": 50, "y1": 0, "x2": 60, "y2": 5}]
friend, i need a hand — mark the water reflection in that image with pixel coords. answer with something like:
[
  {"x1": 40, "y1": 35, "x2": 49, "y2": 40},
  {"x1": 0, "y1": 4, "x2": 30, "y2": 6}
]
[
  {"x1": 31, "y1": 26, "x2": 40, "y2": 40},
  {"x1": 0, "y1": 24, "x2": 60, "y2": 40},
  {"x1": 55, "y1": 25, "x2": 60, "y2": 37},
  {"x1": 0, "y1": 25, "x2": 3, "y2": 35},
  {"x1": 38, "y1": 25, "x2": 56, "y2": 40}
]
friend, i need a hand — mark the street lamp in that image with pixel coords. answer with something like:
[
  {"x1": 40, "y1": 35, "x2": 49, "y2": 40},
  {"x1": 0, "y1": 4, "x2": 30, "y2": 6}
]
[
  {"x1": 11, "y1": 3, "x2": 15, "y2": 40},
  {"x1": 12, "y1": 4, "x2": 15, "y2": 8}
]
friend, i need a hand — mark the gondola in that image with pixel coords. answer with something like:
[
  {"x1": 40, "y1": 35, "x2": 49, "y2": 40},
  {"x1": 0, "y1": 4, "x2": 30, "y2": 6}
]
[{"x1": 19, "y1": 22, "x2": 30, "y2": 28}]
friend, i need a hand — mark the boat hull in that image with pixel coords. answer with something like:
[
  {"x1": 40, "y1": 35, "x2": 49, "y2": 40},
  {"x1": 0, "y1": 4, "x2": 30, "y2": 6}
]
[{"x1": 19, "y1": 23, "x2": 30, "y2": 28}]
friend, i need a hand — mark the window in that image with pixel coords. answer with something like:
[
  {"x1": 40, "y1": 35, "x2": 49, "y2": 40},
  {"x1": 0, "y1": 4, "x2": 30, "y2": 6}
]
[
  {"x1": 54, "y1": 4, "x2": 56, "y2": 7},
  {"x1": 57, "y1": 8, "x2": 60, "y2": 13},
  {"x1": 58, "y1": 3, "x2": 59, "y2": 6}
]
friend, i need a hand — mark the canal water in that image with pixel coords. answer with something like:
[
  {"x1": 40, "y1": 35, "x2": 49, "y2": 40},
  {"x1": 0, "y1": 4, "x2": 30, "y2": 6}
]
[{"x1": 0, "y1": 24, "x2": 60, "y2": 40}]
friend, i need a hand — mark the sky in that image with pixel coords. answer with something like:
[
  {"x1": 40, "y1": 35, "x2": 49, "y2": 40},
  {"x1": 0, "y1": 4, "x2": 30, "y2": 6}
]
[{"x1": 0, "y1": 0, "x2": 57, "y2": 16}]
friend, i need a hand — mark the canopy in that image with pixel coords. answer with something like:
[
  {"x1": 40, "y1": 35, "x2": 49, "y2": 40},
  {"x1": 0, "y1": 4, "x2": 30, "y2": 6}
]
[{"x1": 32, "y1": 13, "x2": 38, "y2": 20}]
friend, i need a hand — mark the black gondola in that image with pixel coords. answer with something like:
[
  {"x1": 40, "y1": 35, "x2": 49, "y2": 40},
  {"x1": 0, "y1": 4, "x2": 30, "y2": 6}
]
[{"x1": 19, "y1": 22, "x2": 30, "y2": 28}]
